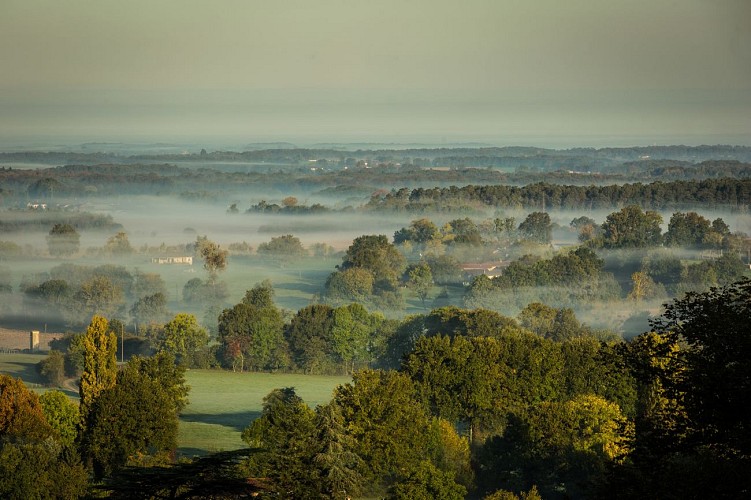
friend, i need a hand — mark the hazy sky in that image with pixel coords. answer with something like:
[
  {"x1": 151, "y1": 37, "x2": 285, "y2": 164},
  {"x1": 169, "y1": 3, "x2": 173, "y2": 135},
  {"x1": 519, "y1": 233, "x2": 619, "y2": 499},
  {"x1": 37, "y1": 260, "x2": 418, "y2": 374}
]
[{"x1": 1, "y1": 0, "x2": 750, "y2": 147}]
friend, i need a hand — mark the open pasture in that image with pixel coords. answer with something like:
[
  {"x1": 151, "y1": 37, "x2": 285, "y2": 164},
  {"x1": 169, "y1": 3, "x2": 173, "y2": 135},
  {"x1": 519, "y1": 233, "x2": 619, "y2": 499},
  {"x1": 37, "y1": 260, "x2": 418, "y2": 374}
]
[{"x1": 178, "y1": 369, "x2": 350, "y2": 456}]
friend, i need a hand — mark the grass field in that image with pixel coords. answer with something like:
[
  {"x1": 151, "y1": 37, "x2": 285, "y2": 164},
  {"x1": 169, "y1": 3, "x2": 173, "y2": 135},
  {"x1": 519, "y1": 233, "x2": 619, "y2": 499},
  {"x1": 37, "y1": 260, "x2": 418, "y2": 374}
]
[
  {"x1": 0, "y1": 353, "x2": 349, "y2": 457},
  {"x1": 178, "y1": 369, "x2": 350, "y2": 456}
]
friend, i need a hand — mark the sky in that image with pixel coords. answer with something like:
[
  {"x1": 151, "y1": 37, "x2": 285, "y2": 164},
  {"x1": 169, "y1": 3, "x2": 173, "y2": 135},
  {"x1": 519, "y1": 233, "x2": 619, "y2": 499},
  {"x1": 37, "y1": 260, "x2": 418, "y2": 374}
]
[{"x1": 1, "y1": 0, "x2": 750, "y2": 148}]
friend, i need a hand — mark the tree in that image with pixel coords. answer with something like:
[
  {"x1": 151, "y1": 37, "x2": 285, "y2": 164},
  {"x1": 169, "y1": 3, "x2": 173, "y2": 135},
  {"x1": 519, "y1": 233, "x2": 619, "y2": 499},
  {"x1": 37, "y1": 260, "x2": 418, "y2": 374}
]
[
  {"x1": 426, "y1": 254, "x2": 463, "y2": 285},
  {"x1": 47, "y1": 223, "x2": 80, "y2": 257},
  {"x1": 518, "y1": 212, "x2": 552, "y2": 244},
  {"x1": 37, "y1": 350, "x2": 66, "y2": 387},
  {"x1": 627, "y1": 271, "x2": 663, "y2": 302},
  {"x1": 313, "y1": 402, "x2": 365, "y2": 499},
  {"x1": 339, "y1": 234, "x2": 407, "y2": 288},
  {"x1": 394, "y1": 218, "x2": 441, "y2": 245},
  {"x1": 79, "y1": 315, "x2": 118, "y2": 422},
  {"x1": 257, "y1": 234, "x2": 307, "y2": 267},
  {"x1": 0, "y1": 440, "x2": 89, "y2": 500},
  {"x1": 195, "y1": 236, "x2": 228, "y2": 284},
  {"x1": 218, "y1": 297, "x2": 287, "y2": 372},
  {"x1": 325, "y1": 267, "x2": 375, "y2": 303},
  {"x1": 241, "y1": 387, "x2": 319, "y2": 496},
  {"x1": 0, "y1": 377, "x2": 87, "y2": 499},
  {"x1": 664, "y1": 211, "x2": 711, "y2": 247},
  {"x1": 484, "y1": 394, "x2": 633, "y2": 498},
  {"x1": 73, "y1": 276, "x2": 124, "y2": 324},
  {"x1": 601, "y1": 205, "x2": 663, "y2": 248},
  {"x1": 131, "y1": 270, "x2": 167, "y2": 300},
  {"x1": 406, "y1": 261, "x2": 434, "y2": 308},
  {"x1": 330, "y1": 303, "x2": 381, "y2": 374},
  {"x1": 157, "y1": 313, "x2": 210, "y2": 368},
  {"x1": 39, "y1": 390, "x2": 79, "y2": 449},
  {"x1": 388, "y1": 460, "x2": 467, "y2": 500},
  {"x1": 445, "y1": 218, "x2": 482, "y2": 246},
  {"x1": 84, "y1": 355, "x2": 183, "y2": 477},
  {"x1": 130, "y1": 291, "x2": 169, "y2": 328},
  {"x1": 285, "y1": 304, "x2": 335, "y2": 373},
  {"x1": 0, "y1": 374, "x2": 52, "y2": 442},
  {"x1": 334, "y1": 370, "x2": 435, "y2": 487},
  {"x1": 105, "y1": 231, "x2": 134, "y2": 256},
  {"x1": 242, "y1": 280, "x2": 275, "y2": 309},
  {"x1": 650, "y1": 278, "x2": 751, "y2": 455}
]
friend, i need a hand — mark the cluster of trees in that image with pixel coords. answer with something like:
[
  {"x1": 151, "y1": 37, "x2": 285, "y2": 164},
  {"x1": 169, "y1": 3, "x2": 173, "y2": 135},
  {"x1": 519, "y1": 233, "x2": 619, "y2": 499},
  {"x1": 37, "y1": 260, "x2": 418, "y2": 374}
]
[
  {"x1": 575, "y1": 206, "x2": 744, "y2": 251},
  {"x1": 323, "y1": 235, "x2": 408, "y2": 309},
  {"x1": 236, "y1": 278, "x2": 751, "y2": 498},
  {"x1": 6, "y1": 278, "x2": 751, "y2": 497},
  {"x1": 465, "y1": 246, "x2": 621, "y2": 311},
  {"x1": 394, "y1": 213, "x2": 553, "y2": 251},
  {"x1": 366, "y1": 178, "x2": 751, "y2": 212},
  {"x1": 1, "y1": 316, "x2": 189, "y2": 498},
  {"x1": 217, "y1": 282, "x2": 389, "y2": 374},
  {"x1": 22, "y1": 263, "x2": 169, "y2": 328},
  {"x1": 242, "y1": 197, "x2": 330, "y2": 215}
]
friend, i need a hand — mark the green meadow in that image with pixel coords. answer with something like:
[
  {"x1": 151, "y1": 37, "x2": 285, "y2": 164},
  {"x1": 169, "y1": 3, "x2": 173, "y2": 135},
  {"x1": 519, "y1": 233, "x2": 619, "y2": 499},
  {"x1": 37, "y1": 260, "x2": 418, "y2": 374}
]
[
  {"x1": 177, "y1": 369, "x2": 350, "y2": 456},
  {"x1": 0, "y1": 353, "x2": 349, "y2": 457}
]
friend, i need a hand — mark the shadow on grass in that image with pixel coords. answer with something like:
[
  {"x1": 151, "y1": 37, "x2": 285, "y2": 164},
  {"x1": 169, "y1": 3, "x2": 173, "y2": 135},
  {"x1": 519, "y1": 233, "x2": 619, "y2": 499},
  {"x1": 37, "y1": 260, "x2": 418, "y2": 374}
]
[
  {"x1": 180, "y1": 411, "x2": 262, "y2": 432},
  {"x1": 3, "y1": 361, "x2": 45, "y2": 385},
  {"x1": 274, "y1": 281, "x2": 323, "y2": 295}
]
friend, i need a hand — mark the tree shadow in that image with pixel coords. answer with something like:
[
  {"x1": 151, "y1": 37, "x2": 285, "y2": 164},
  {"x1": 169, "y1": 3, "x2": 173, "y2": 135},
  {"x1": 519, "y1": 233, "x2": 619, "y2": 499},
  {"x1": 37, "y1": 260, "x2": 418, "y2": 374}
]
[
  {"x1": 2, "y1": 361, "x2": 45, "y2": 385},
  {"x1": 180, "y1": 411, "x2": 261, "y2": 432},
  {"x1": 274, "y1": 281, "x2": 322, "y2": 295}
]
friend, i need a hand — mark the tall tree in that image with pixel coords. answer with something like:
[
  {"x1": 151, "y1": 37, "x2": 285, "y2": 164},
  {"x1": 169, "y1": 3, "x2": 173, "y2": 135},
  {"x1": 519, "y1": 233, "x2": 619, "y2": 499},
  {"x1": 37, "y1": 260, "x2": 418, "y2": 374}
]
[
  {"x1": 78, "y1": 315, "x2": 118, "y2": 422},
  {"x1": 84, "y1": 356, "x2": 183, "y2": 477}
]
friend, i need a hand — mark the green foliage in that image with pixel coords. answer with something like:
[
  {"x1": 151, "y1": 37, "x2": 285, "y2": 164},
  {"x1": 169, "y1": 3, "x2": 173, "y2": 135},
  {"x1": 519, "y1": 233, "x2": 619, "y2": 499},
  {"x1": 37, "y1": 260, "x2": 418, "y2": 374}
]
[
  {"x1": 285, "y1": 304, "x2": 336, "y2": 373},
  {"x1": 406, "y1": 261, "x2": 434, "y2": 308},
  {"x1": 480, "y1": 394, "x2": 633, "y2": 498},
  {"x1": 39, "y1": 390, "x2": 79, "y2": 449},
  {"x1": 601, "y1": 205, "x2": 663, "y2": 248},
  {"x1": 0, "y1": 375, "x2": 87, "y2": 499},
  {"x1": 388, "y1": 460, "x2": 467, "y2": 500},
  {"x1": 37, "y1": 349, "x2": 66, "y2": 387},
  {"x1": 84, "y1": 371, "x2": 177, "y2": 477},
  {"x1": 334, "y1": 370, "x2": 434, "y2": 488},
  {"x1": 517, "y1": 212, "x2": 552, "y2": 244},
  {"x1": 330, "y1": 303, "x2": 382, "y2": 374},
  {"x1": 664, "y1": 211, "x2": 713, "y2": 247},
  {"x1": 241, "y1": 387, "x2": 319, "y2": 495},
  {"x1": 78, "y1": 315, "x2": 118, "y2": 421},
  {"x1": 256, "y1": 234, "x2": 307, "y2": 266},
  {"x1": 338, "y1": 234, "x2": 406, "y2": 296},
  {"x1": 72, "y1": 276, "x2": 125, "y2": 324},
  {"x1": 325, "y1": 267, "x2": 375, "y2": 303},
  {"x1": 0, "y1": 441, "x2": 89, "y2": 500},
  {"x1": 158, "y1": 313, "x2": 210, "y2": 368},
  {"x1": 218, "y1": 297, "x2": 287, "y2": 372}
]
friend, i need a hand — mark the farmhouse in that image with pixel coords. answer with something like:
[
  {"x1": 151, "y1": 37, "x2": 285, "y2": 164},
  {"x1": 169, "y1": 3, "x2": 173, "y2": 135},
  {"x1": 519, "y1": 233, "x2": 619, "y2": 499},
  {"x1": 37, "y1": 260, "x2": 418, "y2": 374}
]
[{"x1": 151, "y1": 256, "x2": 193, "y2": 265}]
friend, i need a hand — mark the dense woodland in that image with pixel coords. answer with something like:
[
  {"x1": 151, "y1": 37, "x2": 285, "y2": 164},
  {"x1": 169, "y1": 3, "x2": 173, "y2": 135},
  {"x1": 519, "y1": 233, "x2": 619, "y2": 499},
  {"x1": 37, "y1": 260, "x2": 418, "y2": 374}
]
[{"x1": 1, "y1": 145, "x2": 750, "y2": 498}]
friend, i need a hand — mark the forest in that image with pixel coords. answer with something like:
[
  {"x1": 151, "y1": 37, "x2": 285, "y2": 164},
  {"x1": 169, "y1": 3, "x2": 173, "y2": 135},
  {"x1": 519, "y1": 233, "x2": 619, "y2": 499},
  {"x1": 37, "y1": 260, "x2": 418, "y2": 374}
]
[{"x1": 1, "y1": 145, "x2": 750, "y2": 498}]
